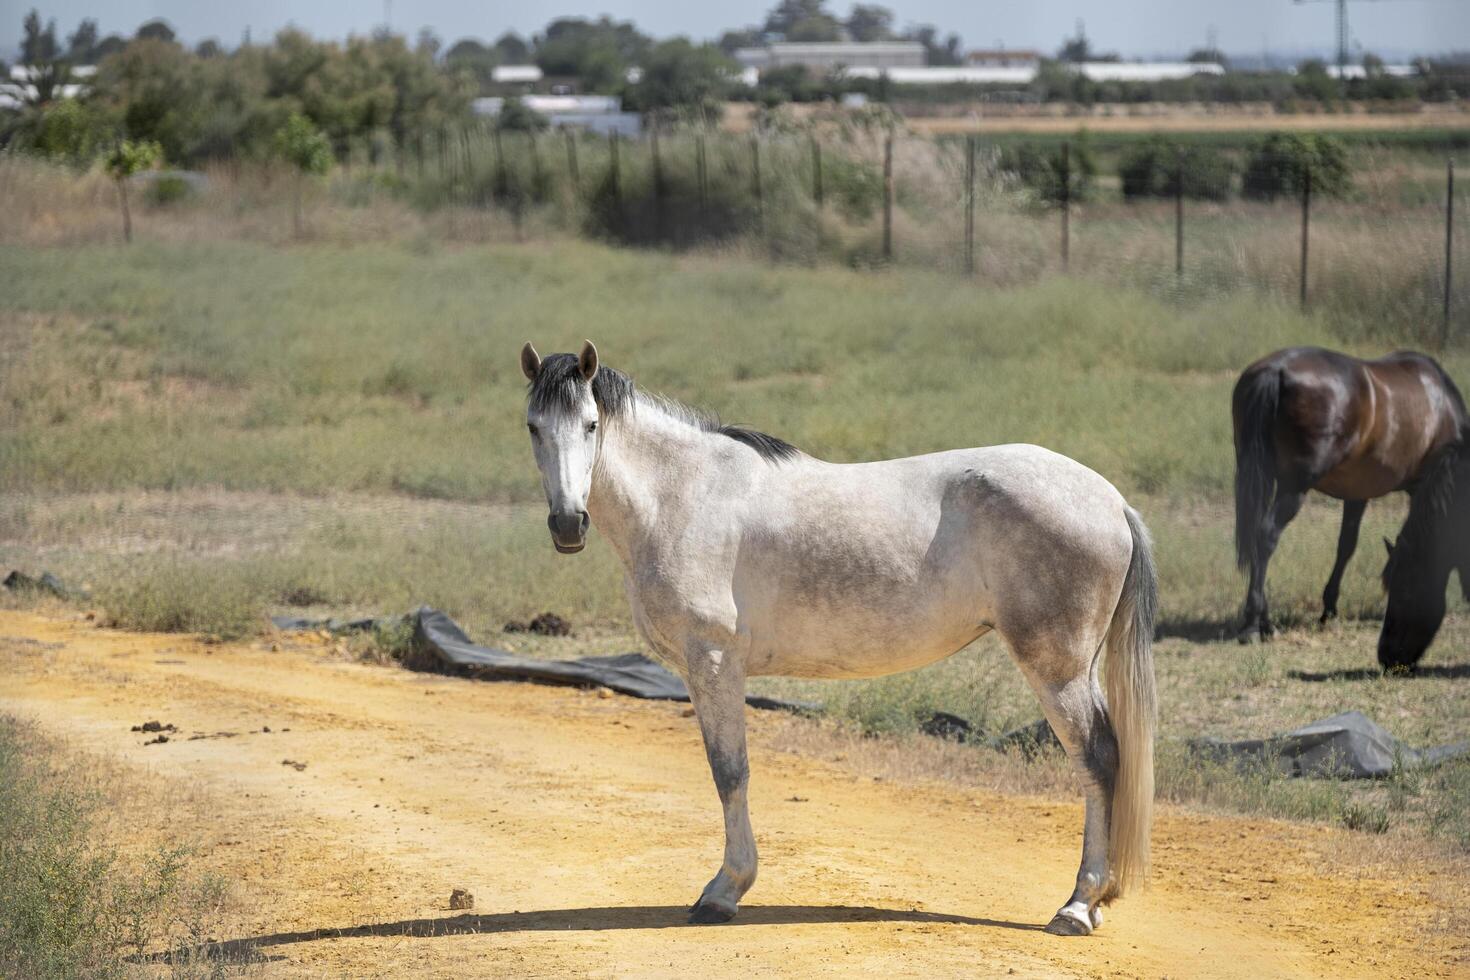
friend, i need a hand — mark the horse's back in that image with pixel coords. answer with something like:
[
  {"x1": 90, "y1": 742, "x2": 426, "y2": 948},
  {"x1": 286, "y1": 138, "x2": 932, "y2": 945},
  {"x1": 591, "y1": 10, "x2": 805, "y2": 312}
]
[{"x1": 1236, "y1": 347, "x2": 1463, "y2": 497}]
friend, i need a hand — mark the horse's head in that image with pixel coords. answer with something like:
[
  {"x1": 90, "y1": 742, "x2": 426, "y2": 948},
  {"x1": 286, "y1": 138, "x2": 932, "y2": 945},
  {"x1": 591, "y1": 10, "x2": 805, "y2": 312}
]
[
  {"x1": 1378, "y1": 532, "x2": 1448, "y2": 672},
  {"x1": 521, "y1": 340, "x2": 603, "y2": 554},
  {"x1": 1378, "y1": 438, "x2": 1470, "y2": 671}
]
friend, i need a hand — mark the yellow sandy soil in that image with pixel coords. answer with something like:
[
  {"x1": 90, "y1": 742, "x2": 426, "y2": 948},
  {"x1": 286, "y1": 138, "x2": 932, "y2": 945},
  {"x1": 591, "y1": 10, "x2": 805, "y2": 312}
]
[{"x1": 0, "y1": 609, "x2": 1464, "y2": 978}]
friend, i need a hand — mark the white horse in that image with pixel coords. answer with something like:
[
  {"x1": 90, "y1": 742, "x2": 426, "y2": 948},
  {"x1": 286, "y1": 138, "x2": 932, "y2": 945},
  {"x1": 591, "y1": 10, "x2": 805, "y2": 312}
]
[{"x1": 520, "y1": 341, "x2": 1157, "y2": 936}]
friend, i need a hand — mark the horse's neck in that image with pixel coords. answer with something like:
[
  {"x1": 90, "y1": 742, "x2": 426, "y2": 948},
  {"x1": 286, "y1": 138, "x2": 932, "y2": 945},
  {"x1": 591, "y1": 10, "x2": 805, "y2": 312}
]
[{"x1": 588, "y1": 406, "x2": 710, "y2": 565}]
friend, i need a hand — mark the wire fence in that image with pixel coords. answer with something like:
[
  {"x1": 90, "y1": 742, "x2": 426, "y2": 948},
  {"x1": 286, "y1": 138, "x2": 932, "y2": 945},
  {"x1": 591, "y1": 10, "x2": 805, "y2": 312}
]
[{"x1": 2, "y1": 123, "x2": 1463, "y2": 346}]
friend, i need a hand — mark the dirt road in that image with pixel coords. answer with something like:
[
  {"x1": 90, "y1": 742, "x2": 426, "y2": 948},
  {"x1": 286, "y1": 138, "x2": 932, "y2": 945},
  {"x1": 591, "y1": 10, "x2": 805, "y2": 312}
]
[{"x1": 0, "y1": 609, "x2": 1462, "y2": 978}]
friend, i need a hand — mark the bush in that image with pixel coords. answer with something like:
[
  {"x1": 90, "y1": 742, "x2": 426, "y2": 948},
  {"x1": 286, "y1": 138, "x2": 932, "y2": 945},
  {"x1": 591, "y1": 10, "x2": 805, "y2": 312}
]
[
  {"x1": 1119, "y1": 137, "x2": 1236, "y2": 201},
  {"x1": 1242, "y1": 133, "x2": 1351, "y2": 200},
  {"x1": 143, "y1": 172, "x2": 193, "y2": 207},
  {"x1": 997, "y1": 136, "x2": 1097, "y2": 205},
  {"x1": 496, "y1": 97, "x2": 549, "y2": 133},
  {"x1": 583, "y1": 162, "x2": 757, "y2": 248}
]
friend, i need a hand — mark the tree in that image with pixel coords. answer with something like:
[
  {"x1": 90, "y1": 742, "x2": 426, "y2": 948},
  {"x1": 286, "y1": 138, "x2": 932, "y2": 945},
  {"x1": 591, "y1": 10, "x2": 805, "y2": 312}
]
[
  {"x1": 1058, "y1": 24, "x2": 1091, "y2": 63},
  {"x1": 104, "y1": 139, "x2": 161, "y2": 243},
  {"x1": 717, "y1": 29, "x2": 762, "y2": 55},
  {"x1": 763, "y1": 1, "x2": 831, "y2": 36},
  {"x1": 93, "y1": 34, "x2": 127, "y2": 60},
  {"x1": 65, "y1": 18, "x2": 98, "y2": 62},
  {"x1": 135, "y1": 19, "x2": 177, "y2": 44},
  {"x1": 624, "y1": 40, "x2": 732, "y2": 123},
  {"x1": 495, "y1": 96, "x2": 548, "y2": 132},
  {"x1": 445, "y1": 38, "x2": 497, "y2": 89},
  {"x1": 904, "y1": 25, "x2": 962, "y2": 66},
  {"x1": 1187, "y1": 47, "x2": 1227, "y2": 67},
  {"x1": 21, "y1": 10, "x2": 58, "y2": 64},
  {"x1": 273, "y1": 112, "x2": 331, "y2": 237},
  {"x1": 195, "y1": 38, "x2": 223, "y2": 59},
  {"x1": 416, "y1": 28, "x2": 441, "y2": 60},
  {"x1": 846, "y1": 5, "x2": 894, "y2": 42},
  {"x1": 534, "y1": 17, "x2": 649, "y2": 91},
  {"x1": 493, "y1": 32, "x2": 530, "y2": 63}
]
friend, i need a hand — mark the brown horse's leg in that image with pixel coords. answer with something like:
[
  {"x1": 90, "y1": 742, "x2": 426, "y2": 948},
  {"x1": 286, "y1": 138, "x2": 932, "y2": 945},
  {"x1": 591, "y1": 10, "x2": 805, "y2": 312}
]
[
  {"x1": 1320, "y1": 499, "x2": 1367, "y2": 623},
  {"x1": 1241, "y1": 489, "x2": 1305, "y2": 641}
]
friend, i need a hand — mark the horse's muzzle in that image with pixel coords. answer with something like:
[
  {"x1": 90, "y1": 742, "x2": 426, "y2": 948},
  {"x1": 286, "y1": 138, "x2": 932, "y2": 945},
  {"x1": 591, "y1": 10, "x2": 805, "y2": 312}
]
[{"x1": 548, "y1": 511, "x2": 590, "y2": 554}]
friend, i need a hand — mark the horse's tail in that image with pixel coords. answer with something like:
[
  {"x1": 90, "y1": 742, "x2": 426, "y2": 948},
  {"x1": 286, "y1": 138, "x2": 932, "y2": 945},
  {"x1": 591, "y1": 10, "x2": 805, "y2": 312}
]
[
  {"x1": 1105, "y1": 506, "x2": 1157, "y2": 896},
  {"x1": 1233, "y1": 365, "x2": 1281, "y2": 570}
]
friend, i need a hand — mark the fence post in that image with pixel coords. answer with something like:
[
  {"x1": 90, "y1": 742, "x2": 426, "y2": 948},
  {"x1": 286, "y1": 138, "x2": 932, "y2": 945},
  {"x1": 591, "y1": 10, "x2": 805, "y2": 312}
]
[
  {"x1": 1300, "y1": 162, "x2": 1312, "y2": 311},
  {"x1": 965, "y1": 135, "x2": 976, "y2": 277},
  {"x1": 751, "y1": 137, "x2": 764, "y2": 240},
  {"x1": 1175, "y1": 146, "x2": 1185, "y2": 278},
  {"x1": 882, "y1": 132, "x2": 894, "y2": 264},
  {"x1": 812, "y1": 135, "x2": 824, "y2": 207},
  {"x1": 529, "y1": 130, "x2": 543, "y2": 197},
  {"x1": 609, "y1": 133, "x2": 621, "y2": 210},
  {"x1": 1060, "y1": 141, "x2": 1071, "y2": 273},
  {"x1": 564, "y1": 129, "x2": 579, "y2": 196},
  {"x1": 1445, "y1": 158, "x2": 1456, "y2": 348},
  {"x1": 696, "y1": 134, "x2": 708, "y2": 207},
  {"x1": 652, "y1": 127, "x2": 665, "y2": 241}
]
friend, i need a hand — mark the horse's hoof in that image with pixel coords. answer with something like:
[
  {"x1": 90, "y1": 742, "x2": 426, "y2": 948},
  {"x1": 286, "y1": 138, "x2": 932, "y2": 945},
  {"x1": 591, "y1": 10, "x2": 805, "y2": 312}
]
[
  {"x1": 688, "y1": 901, "x2": 737, "y2": 925},
  {"x1": 1043, "y1": 910, "x2": 1092, "y2": 937}
]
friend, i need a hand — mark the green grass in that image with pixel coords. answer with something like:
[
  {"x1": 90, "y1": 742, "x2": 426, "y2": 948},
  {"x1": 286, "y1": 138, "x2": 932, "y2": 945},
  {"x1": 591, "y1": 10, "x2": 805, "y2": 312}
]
[
  {"x1": 1, "y1": 235, "x2": 1467, "y2": 852},
  {"x1": 0, "y1": 715, "x2": 247, "y2": 978}
]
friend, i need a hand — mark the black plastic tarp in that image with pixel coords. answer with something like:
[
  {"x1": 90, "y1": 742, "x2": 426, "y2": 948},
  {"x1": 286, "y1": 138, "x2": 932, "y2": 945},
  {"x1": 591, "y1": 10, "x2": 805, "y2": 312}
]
[
  {"x1": 272, "y1": 607, "x2": 817, "y2": 713},
  {"x1": 1187, "y1": 710, "x2": 1470, "y2": 779}
]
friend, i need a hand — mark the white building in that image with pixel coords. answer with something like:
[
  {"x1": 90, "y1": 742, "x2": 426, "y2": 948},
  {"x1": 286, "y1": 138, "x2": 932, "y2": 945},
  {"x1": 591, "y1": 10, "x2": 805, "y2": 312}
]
[
  {"x1": 735, "y1": 42, "x2": 926, "y2": 72},
  {"x1": 843, "y1": 66, "x2": 1037, "y2": 85},
  {"x1": 0, "y1": 63, "x2": 94, "y2": 109},
  {"x1": 1075, "y1": 62, "x2": 1225, "y2": 82},
  {"x1": 472, "y1": 95, "x2": 640, "y2": 138}
]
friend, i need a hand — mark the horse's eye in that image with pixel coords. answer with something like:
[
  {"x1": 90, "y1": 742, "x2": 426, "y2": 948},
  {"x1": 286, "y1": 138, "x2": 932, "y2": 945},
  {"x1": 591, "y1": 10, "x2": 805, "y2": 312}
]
[
  {"x1": 527, "y1": 424, "x2": 538, "y2": 438},
  {"x1": 587, "y1": 421, "x2": 598, "y2": 434}
]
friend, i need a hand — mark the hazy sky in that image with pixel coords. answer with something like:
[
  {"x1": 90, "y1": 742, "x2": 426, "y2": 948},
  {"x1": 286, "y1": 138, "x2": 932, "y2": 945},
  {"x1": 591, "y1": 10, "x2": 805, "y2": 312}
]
[{"x1": 1, "y1": 1, "x2": 1465, "y2": 59}]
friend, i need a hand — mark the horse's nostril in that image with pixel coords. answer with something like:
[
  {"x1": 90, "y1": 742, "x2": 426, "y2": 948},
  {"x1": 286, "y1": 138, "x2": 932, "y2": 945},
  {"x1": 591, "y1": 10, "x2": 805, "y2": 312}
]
[{"x1": 548, "y1": 512, "x2": 587, "y2": 544}]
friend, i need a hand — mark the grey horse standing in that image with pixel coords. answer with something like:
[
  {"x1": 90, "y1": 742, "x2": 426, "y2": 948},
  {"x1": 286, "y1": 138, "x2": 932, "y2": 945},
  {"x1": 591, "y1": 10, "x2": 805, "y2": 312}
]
[{"x1": 520, "y1": 341, "x2": 1157, "y2": 936}]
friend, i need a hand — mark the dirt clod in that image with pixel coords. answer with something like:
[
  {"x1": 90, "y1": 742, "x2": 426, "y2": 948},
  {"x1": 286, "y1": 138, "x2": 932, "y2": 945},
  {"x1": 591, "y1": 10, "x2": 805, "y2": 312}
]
[
  {"x1": 503, "y1": 612, "x2": 572, "y2": 636},
  {"x1": 132, "y1": 720, "x2": 177, "y2": 733},
  {"x1": 281, "y1": 759, "x2": 308, "y2": 771},
  {"x1": 144, "y1": 734, "x2": 169, "y2": 745},
  {"x1": 449, "y1": 888, "x2": 475, "y2": 910}
]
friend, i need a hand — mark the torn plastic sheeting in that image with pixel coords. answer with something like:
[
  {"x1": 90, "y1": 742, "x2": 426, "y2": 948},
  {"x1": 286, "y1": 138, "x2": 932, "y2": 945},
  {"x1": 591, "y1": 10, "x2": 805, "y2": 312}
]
[
  {"x1": 1187, "y1": 711, "x2": 1470, "y2": 780},
  {"x1": 273, "y1": 607, "x2": 818, "y2": 714}
]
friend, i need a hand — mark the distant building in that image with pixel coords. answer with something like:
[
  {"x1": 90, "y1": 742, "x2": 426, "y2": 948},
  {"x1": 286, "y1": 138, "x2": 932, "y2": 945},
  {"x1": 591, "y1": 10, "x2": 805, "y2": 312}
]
[
  {"x1": 1075, "y1": 61, "x2": 1225, "y2": 82},
  {"x1": 844, "y1": 65, "x2": 1037, "y2": 85},
  {"x1": 735, "y1": 42, "x2": 926, "y2": 73},
  {"x1": 492, "y1": 65, "x2": 543, "y2": 84},
  {"x1": 472, "y1": 95, "x2": 641, "y2": 138},
  {"x1": 1325, "y1": 64, "x2": 1415, "y2": 79},
  {"x1": 0, "y1": 63, "x2": 94, "y2": 109},
  {"x1": 965, "y1": 49, "x2": 1041, "y2": 69}
]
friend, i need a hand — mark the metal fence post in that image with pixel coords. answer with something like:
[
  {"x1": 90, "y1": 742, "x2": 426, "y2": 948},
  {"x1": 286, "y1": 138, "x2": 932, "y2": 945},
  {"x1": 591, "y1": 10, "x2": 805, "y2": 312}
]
[
  {"x1": 1446, "y1": 158, "x2": 1456, "y2": 347},
  {"x1": 1300, "y1": 162, "x2": 1312, "y2": 311},
  {"x1": 1060, "y1": 141, "x2": 1071, "y2": 273},
  {"x1": 696, "y1": 134, "x2": 708, "y2": 207},
  {"x1": 609, "y1": 133, "x2": 621, "y2": 210},
  {"x1": 965, "y1": 135, "x2": 976, "y2": 276},
  {"x1": 652, "y1": 127, "x2": 664, "y2": 240},
  {"x1": 812, "y1": 135, "x2": 823, "y2": 207},
  {"x1": 564, "y1": 129, "x2": 579, "y2": 196},
  {"x1": 1175, "y1": 146, "x2": 1185, "y2": 278},
  {"x1": 751, "y1": 136, "x2": 764, "y2": 240},
  {"x1": 882, "y1": 132, "x2": 894, "y2": 263}
]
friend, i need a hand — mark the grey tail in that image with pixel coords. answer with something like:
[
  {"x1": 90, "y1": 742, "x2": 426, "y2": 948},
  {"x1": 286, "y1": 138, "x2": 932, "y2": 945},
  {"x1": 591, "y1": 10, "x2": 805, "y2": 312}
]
[{"x1": 1233, "y1": 367, "x2": 1281, "y2": 570}]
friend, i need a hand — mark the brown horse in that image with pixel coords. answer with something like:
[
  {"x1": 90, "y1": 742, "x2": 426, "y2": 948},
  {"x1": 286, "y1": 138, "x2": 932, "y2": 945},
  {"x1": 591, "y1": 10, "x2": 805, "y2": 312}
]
[{"x1": 1233, "y1": 347, "x2": 1467, "y2": 641}]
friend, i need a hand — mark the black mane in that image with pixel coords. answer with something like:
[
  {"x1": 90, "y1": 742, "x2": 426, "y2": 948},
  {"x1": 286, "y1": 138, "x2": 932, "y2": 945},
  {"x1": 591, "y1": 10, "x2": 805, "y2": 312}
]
[
  {"x1": 526, "y1": 354, "x2": 801, "y2": 464},
  {"x1": 1395, "y1": 427, "x2": 1470, "y2": 562}
]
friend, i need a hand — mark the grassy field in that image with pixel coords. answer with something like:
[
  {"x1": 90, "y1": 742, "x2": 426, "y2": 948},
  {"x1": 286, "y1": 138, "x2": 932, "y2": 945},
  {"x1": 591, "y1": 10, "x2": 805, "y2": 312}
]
[{"x1": 1, "y1": 160, "x2": 1468, "y2": 854}]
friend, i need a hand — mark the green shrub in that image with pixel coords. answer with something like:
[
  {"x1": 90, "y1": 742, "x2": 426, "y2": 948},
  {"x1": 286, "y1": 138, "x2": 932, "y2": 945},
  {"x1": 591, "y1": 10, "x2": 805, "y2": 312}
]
[
  {"x1": 1119, "y1": 137, "x2": 1236, "y2": 201},
  {"x1": 143, "y1": 173, "x2": 192, "y2": 207},
  {"x1": 583, "y1": 162, "x2": 758, "y2": 248},
  {"x1": 997, "y1": 135, "x2": 1097, "y2": 205},
  {"x1": 1242, "y1": 133, "x2": 1351, "y2": 200}
]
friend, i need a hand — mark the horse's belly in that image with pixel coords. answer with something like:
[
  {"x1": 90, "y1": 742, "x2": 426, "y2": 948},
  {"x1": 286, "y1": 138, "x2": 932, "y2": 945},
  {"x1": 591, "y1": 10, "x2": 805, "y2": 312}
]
[{"x1": 744, "y1": 598, "x2": 991, "y2": 679}]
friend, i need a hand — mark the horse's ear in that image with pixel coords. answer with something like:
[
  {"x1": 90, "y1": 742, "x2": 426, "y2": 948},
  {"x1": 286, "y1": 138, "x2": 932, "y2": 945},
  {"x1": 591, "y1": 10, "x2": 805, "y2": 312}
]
[
  {"x1": 520, "y1": 342, "x2": 541, "y2": 382},
  {"x1": 578, "y1": 340, "x2": 599, "y2": 382},
  {"x1": 1384, "y1": 537, "x2": 1395, "y2": 557}
]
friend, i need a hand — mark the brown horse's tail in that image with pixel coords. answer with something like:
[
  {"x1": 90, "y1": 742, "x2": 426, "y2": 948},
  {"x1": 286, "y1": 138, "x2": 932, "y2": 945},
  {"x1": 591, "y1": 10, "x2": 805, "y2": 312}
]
[{"x1": 1233, "y1": 366, "x2": 1281, "y2": 570}]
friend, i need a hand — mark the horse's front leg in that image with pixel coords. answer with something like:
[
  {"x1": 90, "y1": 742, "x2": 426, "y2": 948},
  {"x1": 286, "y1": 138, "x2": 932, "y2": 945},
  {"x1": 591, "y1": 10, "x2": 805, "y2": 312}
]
[{"x1": 684, "y1": 642, "x2": 756, "y2": 924}]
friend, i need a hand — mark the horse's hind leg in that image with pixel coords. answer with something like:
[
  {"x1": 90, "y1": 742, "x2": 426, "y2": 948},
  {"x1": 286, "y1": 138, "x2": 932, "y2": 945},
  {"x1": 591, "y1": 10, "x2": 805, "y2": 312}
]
[
  {"x1": 1320, "y1": 499, "x2": 1367, "y2": 623},
  {"x1": 684, "y1": 642, "x2": 757, "y2": 924},
  {"x1": 1241, "y1": 488, "x2": 1306, "y2": 642},
  {"x1": 1007, "y1": 643, "x2": 1118, "y2": 936}
]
